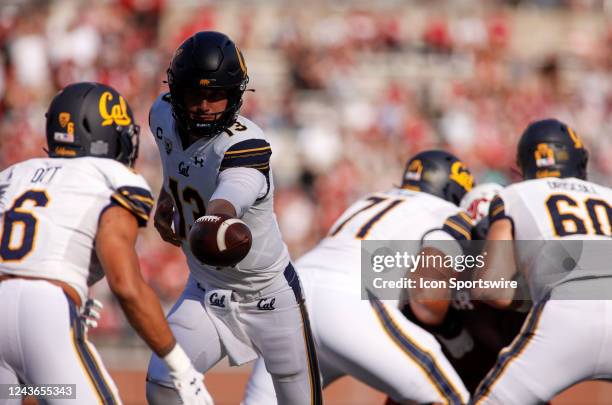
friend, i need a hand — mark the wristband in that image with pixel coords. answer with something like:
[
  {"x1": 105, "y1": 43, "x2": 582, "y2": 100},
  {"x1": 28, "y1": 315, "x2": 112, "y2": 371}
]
[{"x1": 162, "y1": 344, "x2": 191, "y2": 374}]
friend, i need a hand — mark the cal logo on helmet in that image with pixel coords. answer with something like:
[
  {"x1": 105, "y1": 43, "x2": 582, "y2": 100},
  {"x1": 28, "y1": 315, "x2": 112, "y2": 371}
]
[
  {"x1": 99, "y1": 91, "x2": 132, "y2": 127},
  {"x1": 400, "y1": 150, "x2": 473, "y2": 206},
  {"x1": 46, "y1": 82, "x2": 140, "y2": 167},
  {"x1": 449, "y1": 161, "x2": 474, "y2": 193}
]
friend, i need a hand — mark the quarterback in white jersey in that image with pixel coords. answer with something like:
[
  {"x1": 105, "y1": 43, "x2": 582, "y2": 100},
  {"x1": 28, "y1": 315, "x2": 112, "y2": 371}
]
[
  {"x1": 0, "y1": 83, "x2": 210, "y2": 405},
  {"x1": 243, "y1": 150, "x2": 473, "y2": 405},
  {"x1": 472, "y1": 119, "x2": 612, "y2": 405},
  {"x1": 146, "y1": 32, "x2": 321, "y2": 405}
]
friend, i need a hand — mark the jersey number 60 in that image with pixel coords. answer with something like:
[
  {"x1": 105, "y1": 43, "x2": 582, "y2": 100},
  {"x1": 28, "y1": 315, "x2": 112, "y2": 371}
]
[{"x1": 546, "y1": 194, "x2": 612, "y2": 237}]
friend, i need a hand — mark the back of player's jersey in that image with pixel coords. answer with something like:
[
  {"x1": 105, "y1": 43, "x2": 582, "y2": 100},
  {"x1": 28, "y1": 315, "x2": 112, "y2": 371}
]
[
  {"x1": 494, "y1": 177, "x2": 612, "y2": 300},
  {"x1": 0, "y1": 157, "x2": 153, "y2": 302},
  {"x1": 495, "y1": 177, "x2": 612, "y2": 241},
  {"x1": 297, "y1": 188, "x2": 461, "y2": 276}
]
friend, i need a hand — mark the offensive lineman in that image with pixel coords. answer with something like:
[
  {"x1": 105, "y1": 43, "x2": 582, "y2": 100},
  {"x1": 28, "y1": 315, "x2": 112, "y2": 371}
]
[
  {"x1": 471, "y1": 119, "x2": 612, "y2": 404},
  {"x1": 243, "y1": 150, "x2": 472, "y2": 405},
  {"x1": 0, "y1": 83, "x2": 209, "y2": 404},
  {"x1": 145, "y1": 31, "x2": 322, "y2": 405},
  {"x1": 399, "y1": 183, "x2": 527, "y2": 394}
]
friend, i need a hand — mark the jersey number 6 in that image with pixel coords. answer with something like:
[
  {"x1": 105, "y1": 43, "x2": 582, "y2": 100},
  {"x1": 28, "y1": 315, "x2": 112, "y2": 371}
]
[{"x1": 0, "y1": 190, "x2": 50, "y2": 261}]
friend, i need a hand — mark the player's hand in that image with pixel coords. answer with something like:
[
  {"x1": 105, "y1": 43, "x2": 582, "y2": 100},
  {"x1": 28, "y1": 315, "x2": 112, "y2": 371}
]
[
  {"x1": 169, "y1": 365, "x2": 214, "y2": 405},
  {"x1": 80, "y1": 298, "x2": 103, "y2": 331},
  {"x1": 154, "y1": 191, "x2": 181, "y2": 246},
  {"x1": 435, "y1": 328, "x2": 475, "y2": 359}
]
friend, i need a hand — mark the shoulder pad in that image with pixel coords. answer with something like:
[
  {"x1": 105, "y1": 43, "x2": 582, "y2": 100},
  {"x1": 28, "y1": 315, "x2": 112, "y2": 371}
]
[
  {"x1": 220, "y1": 138, "x2": 271, "y2": 175},
  {"x1": 110, "y1": 186, "x2": 154, "y2": 227},
  {"x1": 442, "y1": 211, "x2": 474, "y2": 241},
  {"x1": 488, "y1": 195, "x2": 509, "y2": 224}
]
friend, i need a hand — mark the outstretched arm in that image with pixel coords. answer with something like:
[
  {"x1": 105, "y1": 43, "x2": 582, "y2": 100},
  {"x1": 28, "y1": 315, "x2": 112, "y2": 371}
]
[{"x1": 97, "y1": 205, "x2": 176, "y2": 355}]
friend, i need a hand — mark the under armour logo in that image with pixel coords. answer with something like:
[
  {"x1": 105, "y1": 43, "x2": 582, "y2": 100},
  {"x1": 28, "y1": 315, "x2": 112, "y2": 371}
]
[
  {"x1": 193, "y1": 155, "x2": 204, "y2": 167},
  {"x1": 257, "y1": 297, "x2": 276, "y2": 311},
  {"x1": 209, "y1": 293, "x2": 226, "y2": 308},
  {"x1": 178, "y1": 161, "x2": 190, "y2": 177}
]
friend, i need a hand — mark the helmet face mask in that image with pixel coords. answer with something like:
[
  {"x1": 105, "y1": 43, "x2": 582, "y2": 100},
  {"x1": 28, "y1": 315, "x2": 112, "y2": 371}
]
[
  {"x1": 167, "y1": 31, "x2": 249, "y2": 140},
  {"x1": 115, "y1": 124, "x2": 140, "y2": 167},
  {"x1": 517, "y1": 119, "x2": 588, "y2": 181},
  {"x1": 401, "y1": 150, "x2": 474, "y2": 206},
  {"x1": 45, "y1": 82, "x2": 140, "y2": 167}
]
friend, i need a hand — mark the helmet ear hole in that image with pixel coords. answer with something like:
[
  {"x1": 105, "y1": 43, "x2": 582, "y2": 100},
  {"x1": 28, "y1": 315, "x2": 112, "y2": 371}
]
[{"x1": 83, "y1": 117, "x2": 91, "y2": 133}]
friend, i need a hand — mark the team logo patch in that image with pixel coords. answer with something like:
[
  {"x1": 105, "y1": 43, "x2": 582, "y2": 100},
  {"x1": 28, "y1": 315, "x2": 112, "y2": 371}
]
[
  {"x1": 257, "y1": 297, "x2": 276, "y2": 311},
  {"x1": 449, "y1": 161, "x2": 474, "y2": 192},
  {"x1": 535, "y1": 143, "x2": 556, "y2": 168},
  {"x1": 404, "y1": 159, "x2": 423, "y2": 181},
  {"x1": 164, "y1": 138, "x2": 173, "y2": 155},
  {"x1": 193, "y1": 155, "x2": 204, "y2": 167},
  {"x1": 178, "y1": 161, "x2": 190, "y2": 177},
  {"x1": 99, "y1": 91, "x2": 131, "y2": 127},
  {"x1": 59, "y1": 112, "x2": 71, "y2": 128},
  {"x1": 209, "y1": 292, "x2": 226, "y2": 308}
]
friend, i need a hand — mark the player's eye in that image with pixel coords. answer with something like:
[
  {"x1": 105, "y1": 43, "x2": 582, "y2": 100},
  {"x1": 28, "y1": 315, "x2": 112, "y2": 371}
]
[{"x1": 202, "y1": 90, "x2": 228, "y2": 102}]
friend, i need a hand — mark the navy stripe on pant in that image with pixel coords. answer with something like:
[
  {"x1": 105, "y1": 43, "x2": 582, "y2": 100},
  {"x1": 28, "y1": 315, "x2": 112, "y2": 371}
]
[
  {"x1": 283, "y1": 263, "x2": 323, "y2": 405},
  {"x1": 67, "y1": 297, "x2": 118, "y2": 405}
]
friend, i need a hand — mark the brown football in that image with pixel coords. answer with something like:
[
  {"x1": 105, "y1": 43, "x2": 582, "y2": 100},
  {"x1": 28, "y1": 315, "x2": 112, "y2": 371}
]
[{"x1": 188, "y1": 214, "x2": 252, "y2": 267}]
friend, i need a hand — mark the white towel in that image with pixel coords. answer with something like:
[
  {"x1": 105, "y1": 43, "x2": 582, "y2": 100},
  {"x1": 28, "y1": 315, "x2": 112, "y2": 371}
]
[{"x1": 203, "y1": 289, "x2": 258, "y2": 366}]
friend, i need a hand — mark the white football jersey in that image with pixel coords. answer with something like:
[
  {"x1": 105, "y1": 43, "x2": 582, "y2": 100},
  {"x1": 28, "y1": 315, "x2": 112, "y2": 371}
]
[
  {"x1": 149, "y1": 94, "x2": 289, "y2": 293},
  {"x1": 492, "y1": 177, "x2": 612, "y2": 240},
  {"x1": 490, "y1": 177, "x2": 612, "y2": 300},
  {"x1": 0, "y1": 157, "x2": 153, "y2": 302},
  {"x1": 297, "y1": 188, "x2": 472, "y2": 278}
]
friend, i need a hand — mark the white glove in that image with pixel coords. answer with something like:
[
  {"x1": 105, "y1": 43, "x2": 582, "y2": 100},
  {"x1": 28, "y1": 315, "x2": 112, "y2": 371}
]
[
  {"x1": 80, "y1": 298, "x2": 103, "y2": 331},
  {"x1": 163, "y1": 345, "x2": 214, "y2": 405}
]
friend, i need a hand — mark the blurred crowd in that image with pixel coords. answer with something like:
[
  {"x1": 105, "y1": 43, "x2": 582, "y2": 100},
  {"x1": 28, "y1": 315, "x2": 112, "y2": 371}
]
[{"x1": 1, "y1": 0, "x2": 612, "y2": 336}]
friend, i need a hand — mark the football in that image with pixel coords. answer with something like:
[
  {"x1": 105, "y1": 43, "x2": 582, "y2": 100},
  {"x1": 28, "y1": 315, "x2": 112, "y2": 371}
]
[{"x1": 188, "y1": 214, "x2": 252, "y2": 267}]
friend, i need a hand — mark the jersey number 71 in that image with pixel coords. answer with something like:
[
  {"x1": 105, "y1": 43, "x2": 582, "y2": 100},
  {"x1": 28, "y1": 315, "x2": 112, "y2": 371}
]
[{"x1": 329, "y1": 196, "x2": 404, "y2": 239}]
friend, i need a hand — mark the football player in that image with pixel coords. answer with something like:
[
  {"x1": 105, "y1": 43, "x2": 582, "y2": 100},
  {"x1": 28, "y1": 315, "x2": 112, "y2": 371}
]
[
  {"x1": 242, "y1": 150, "x2": 472, "y2": 405},
  {"x1": 400, "y1": 183, "x2": 527, "y2": 394},
  {"x1": 145, "y1": 32, "x2": 322, "y2": 405},
  {"x1": 471, "y1": 119, "x2": 612, "y2": 404},
  {"x1": 0, "y1": 83, "x2": 210, "y2": 404}
]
